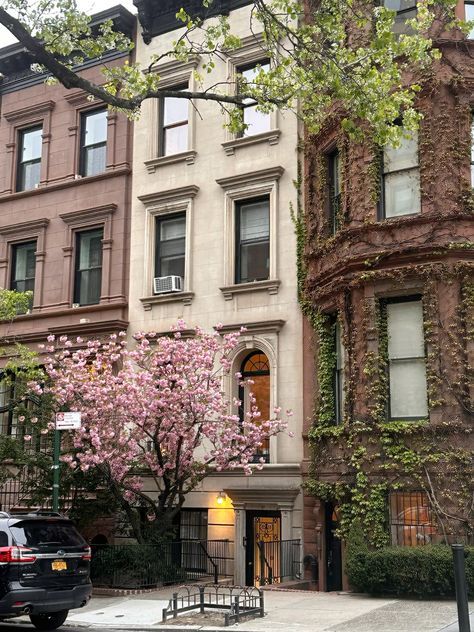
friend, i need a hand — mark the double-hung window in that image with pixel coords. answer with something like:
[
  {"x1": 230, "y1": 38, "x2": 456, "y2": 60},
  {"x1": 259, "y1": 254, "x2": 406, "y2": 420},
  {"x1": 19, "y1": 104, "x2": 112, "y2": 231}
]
[
  {"x1": 159, "y1": 88, "x2": 189, "y2": 156},
  {"x1": 237, "y1": 61, "x2": 271, "y2": 137},
  {"x1": 155, "y1": 214, "x2": 186, "y2": 282},
  {"x1": 235, "y1": 197, "x2": 270, "y2": 284},
  {"x1": 384, "y1": 0, "x2": 417, "y2": 34},
  {"x1": 74, "y1": 229, "x2": 103, "y2": 306},
  {"x1": 465, "y1": 2, "x2": 474, "y2": 38},
  {"x1": 381, "y1": 132, "x2": 420, "y2": 218},
  {"x1": 386, "y1": 297, "x2": 428, "y2": 419},
  {"x1": 17, "y1": 127, "x2": 42, "y2": 192},
  {"x1": 328, "y1": 150, "x2": 341, "y2": 234},
  {"x1": 80, "y1": 109, "x2": 107, "y2": 177},
  {"x1": 11, "y1": 241, "x2": 36, "y2": 310}
]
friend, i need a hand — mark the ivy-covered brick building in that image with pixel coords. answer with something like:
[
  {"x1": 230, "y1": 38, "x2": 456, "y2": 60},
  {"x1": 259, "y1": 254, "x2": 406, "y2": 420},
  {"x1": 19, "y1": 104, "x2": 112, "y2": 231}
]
[{"x1": 301, "y1": 2, "x2": 474, "y2": 591}]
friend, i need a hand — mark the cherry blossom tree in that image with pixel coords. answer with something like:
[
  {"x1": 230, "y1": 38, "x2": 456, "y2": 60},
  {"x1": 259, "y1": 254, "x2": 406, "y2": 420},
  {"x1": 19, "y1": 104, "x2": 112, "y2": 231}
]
[{"x1": 31, "y1": 322, "x2": 289, "y2": 542}]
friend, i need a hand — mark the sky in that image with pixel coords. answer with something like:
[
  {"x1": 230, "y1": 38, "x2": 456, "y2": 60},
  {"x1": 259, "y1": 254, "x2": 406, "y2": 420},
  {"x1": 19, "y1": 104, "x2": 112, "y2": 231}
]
[{"x1": 0, "y1": 0, "x2": 137, "y2": 47}]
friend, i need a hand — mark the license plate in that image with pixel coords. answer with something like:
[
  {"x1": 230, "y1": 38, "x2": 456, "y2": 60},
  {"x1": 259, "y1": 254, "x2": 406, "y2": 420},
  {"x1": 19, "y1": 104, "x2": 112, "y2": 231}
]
[{"x1": 51, "y1": 560, "x2": 67, "y2": 571}]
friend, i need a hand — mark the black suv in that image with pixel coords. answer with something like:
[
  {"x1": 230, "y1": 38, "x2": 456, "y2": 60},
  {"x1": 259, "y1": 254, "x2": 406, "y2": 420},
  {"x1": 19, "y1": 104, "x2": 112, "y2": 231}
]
[{"x1": 0, "y1": 511, "x2": 92, "y2": 630}]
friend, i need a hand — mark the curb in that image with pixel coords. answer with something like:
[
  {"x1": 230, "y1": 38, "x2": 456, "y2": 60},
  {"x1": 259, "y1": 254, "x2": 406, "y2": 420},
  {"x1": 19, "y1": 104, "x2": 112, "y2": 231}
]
[{"x1": 63, "y1": 626, "x2": 260, "y2": 632}]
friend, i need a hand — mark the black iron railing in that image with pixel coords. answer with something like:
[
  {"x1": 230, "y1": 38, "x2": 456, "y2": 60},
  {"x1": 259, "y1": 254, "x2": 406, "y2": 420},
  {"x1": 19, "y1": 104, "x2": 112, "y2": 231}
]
[
  {"x1": 90, "y1": 540, "x2": 234, "y2": 589},
  {"x1": 255, "y1": 539, "x2": 301, "y2": 585}
]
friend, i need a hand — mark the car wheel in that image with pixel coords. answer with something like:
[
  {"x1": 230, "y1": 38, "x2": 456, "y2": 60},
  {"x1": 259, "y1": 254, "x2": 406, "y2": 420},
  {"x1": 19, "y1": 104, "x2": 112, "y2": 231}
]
[{"x1": 29, "y1": 610, "x2": 69, "y2": 630}]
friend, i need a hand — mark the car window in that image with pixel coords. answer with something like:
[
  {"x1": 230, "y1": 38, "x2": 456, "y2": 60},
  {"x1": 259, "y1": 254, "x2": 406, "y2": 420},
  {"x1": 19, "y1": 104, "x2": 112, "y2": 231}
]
[
  {"x1": 0, "y1": 530, "x2": 8, "y2": 547},
  {"x1": 8, "y1": 520, "x2": 85, "y2": 548}
]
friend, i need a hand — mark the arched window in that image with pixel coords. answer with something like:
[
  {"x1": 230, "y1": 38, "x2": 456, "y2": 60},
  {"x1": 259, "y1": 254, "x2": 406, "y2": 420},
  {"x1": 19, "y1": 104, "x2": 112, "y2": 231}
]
[{"x1": 239, "y1": 351, "x2": 270, "y2": 462}]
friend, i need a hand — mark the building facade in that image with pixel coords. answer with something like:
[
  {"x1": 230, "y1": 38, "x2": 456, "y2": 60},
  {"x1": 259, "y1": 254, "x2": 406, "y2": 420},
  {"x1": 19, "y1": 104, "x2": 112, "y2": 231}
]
[
  {"x1": 131, "y1": 0, "x2": 304, "y2": 586},
  {"x1": 302, "y1": 0, "x2": 474, "y2": 591},
  {"x1": 0, "y1": 6, "x2": 135, "y2": 510}
]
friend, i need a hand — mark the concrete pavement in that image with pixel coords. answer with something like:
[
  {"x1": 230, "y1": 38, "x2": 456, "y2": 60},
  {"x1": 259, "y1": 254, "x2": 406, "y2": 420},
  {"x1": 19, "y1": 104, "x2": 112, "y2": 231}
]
[{"x1": 23, "y1": 588, "x2": 469, "y2": 632}]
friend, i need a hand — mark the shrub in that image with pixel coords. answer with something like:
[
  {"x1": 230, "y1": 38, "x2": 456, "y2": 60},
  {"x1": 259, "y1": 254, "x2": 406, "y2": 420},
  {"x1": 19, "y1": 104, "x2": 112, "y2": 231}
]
[{"x1": 347, "y1": 545, "x2": 474, "y2": 597}]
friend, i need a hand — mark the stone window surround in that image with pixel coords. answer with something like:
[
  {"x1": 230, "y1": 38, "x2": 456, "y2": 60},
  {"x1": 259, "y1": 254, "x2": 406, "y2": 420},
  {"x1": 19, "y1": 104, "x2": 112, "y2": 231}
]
[
  {"x1": 65, "y1": 90, "x2": 120, "y2": 181},
  {"x1": 222, "y1": 34, "x2": 280, "y2": 156},
  {"x1": 58, "y1": 204, "x2": 117, "y2": 308},
  {"x1": 0, "y1": 218, "x2": 49, "y2": 310},
  {"x1": 3, "y1": 101, "x2": 55, "y2": 194},
  {"x1": 138, "y1": 185, "x2": 199, "y2": 311},
  {"x1": 142, "y1": 59, "x2": 199, "y2": 173},
  {"x1": 216, "y1": 166, "x2": 284, "y2": 300},
  {"x1": 219, "y1": 319, "x2": 285, "y2": 466}
]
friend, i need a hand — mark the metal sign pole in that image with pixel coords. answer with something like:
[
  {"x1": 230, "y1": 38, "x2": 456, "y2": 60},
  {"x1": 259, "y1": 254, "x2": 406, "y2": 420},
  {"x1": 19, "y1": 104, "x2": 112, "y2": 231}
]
[
  {"x1": 452, "y1": 544, "x2": 471, "y2": 632},
  {"x1": 52, "y1": 428, "x2": 61, "y2": 513}
]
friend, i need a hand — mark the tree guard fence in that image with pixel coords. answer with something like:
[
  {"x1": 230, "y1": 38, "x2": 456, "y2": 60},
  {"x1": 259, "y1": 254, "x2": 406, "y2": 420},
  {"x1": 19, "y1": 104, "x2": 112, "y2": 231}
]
[{"x1": 162, "y1": 584, "x2": 265, "y2": 627}]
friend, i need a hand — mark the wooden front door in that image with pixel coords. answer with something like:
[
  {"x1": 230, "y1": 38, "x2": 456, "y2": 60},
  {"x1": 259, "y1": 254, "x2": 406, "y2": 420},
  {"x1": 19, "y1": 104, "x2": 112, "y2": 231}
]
[{"x1": 325, "y1": 502, "x2": 342, "y2": 591}]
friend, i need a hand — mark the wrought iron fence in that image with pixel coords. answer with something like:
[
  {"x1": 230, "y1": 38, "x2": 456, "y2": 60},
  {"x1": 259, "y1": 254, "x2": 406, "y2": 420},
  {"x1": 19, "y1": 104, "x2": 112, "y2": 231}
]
[
  {"x1": 90, "y1": 540, "x2": 234, "y2": 589},
  {"x1": 255, "y1": 539, "x2": 301, "y2": 585}
]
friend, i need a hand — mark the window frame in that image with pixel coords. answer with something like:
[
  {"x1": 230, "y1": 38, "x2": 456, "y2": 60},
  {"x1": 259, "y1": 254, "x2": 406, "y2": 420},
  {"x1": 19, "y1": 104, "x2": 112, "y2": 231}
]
[
  {"x1": 236, "y1": 58, "x2": 271, "y2": 139},
  {"x1": 390, "y1": 491, "x2": 437, "y2": 546},
  {"x1": 466, "y1": 1, "x2": 474, "y2": 38},
  {"x1": 158, "y1": 84, "x2": 190, "y2": 157},
  {"x1": 73, "y1": 227, "x2": 104, "y2": 306},
  {"x1": 10, "y1": 240, "x2": 36, "y2": 310},
  {"x1": 238, "y1": 350, "x2": 271, "y2": 463},
  {"x1": 328, "y1": 149, "x2": 341, "y2": 234},
  {"x1": 333, "y1": 317, "x2": 345, "y2": 425},
  {"x1": 154, "y1": 212, "x2": 186, "y2": 281},
  {"x1": 382, "y1": 295, "x2": 428, "y2": 421},
  {"x1": 235, "y1": 195, "x2": 270, "y2": 285},
  {"x1": 79, "y1": 107, "x2": 108, "y2": 178},
  {"x1": 379, "y1": 131, "x2": 420, "y2": 220},
  {"x1": 16, "y1": 125, "x2": 43, "y2": 192}
]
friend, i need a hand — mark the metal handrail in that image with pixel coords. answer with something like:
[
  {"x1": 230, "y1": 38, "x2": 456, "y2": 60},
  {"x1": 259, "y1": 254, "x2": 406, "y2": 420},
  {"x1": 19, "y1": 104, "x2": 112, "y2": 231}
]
[
  {"x1": 257, "y1": 540, "x2": 273, "y2": 585},
  {"x1": 198, "y1": 540, "x2": 218, "y2": 584}
]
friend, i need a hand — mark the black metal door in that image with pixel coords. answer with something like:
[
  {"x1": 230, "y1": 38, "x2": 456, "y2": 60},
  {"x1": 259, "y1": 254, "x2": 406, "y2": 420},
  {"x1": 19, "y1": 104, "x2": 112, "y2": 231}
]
[
  {"x1": 245, "y1": 510, "x2": 281, "y2": 586},
  {"x1": 325, "y1": 502, "x2": 342, "y2": 591}
]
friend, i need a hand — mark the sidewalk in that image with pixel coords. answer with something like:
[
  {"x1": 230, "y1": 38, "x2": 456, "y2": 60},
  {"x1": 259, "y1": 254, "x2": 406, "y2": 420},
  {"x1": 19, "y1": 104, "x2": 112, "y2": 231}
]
[{"x1": 52, "y1": 588, "x2": 473, "y2": 632}]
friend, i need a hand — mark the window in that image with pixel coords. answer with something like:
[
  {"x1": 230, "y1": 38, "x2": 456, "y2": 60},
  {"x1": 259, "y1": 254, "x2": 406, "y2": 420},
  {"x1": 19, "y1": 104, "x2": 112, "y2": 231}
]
[
  {"x1": 235, "y1": 197, "x2": 270, "y2": 284},
  {"x1": 80, "y1": 109, "x2": 107, "y2": 177},
  {"x1": 237, "y1": 61, "x2": 271, "y2": 137},
  {"x1": 384, "y1": 0, "x2": 417, "y2": 34},
  {"x1": 465, "y1": 2, "x2": 474, "y2": 38},
  {"x1": 11, "y1": 241, "x2": 36, "y2": 297},
  {"x1": 17, "y1": 126, "x2": 42, "y2": 192},
  {"x1": 179, "y1": 510, "x2": 208, "y2": 541},
  {"x1": 381, "y1": 132, "x2": 420, "y2": 218},
  {"x1": 390, "y1": 492, "x2": 438, "y2": 546},
  {"x1": 328, "y1": 150, "x2": 341, "y2": 234},
  {"x1": 159, "y1": 87, "x2": 189, "y2": 156},
  {"x1": 334, "y1": 319, "x2": 345, "y2": 424},
  {"x1": 11, "y1": 241, "x2": 36, "y2": 312},
  {"x1": 239, "y1": 351, "x2": 270, "y2": 462},
  {"x1": 155, "y1": 214, "x2": 186, "y2": 280},
  {"x1": 386, "y1": 298, "x2": 428, "y2": 419},
  {"x1": 74, "y1": 228, "x2": 103, "y2": 306}
]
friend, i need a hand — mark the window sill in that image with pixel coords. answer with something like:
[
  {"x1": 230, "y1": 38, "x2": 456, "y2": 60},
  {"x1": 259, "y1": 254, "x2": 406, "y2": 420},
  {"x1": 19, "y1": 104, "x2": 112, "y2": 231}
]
[
  {"x1": 140, "y1": 291, "x2": 194, "y2": 310},
  {"x1": 222, "y1": 129, "x2": 281, "y2": 156},
  {"x1": 219, "y1": 279, "x2": 281, "y2": 301},
  {"x1": 144, "y1": 150, "x2": 197, "y2": 173}
]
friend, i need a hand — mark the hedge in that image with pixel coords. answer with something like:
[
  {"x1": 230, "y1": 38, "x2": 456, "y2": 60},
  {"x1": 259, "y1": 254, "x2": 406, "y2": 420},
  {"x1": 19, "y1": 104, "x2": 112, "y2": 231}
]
[{"x1": 346, "y1": 545, "x2": 474, "y2": 597}]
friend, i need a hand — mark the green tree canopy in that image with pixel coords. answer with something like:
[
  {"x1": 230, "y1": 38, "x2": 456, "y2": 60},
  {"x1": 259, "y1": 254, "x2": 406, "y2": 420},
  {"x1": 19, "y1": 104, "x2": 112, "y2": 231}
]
[{"x1": 0, "y1": 0, "x2": 464, "y2": 144}]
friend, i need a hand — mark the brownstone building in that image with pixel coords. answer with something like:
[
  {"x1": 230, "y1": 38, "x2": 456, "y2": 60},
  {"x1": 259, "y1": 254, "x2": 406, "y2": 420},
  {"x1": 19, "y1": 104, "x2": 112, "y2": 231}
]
[
  {"x1": 0, "y1": 6, "x2": 134, "y2": 509},
  {"x1": 302, "y1": 0, "x2": 474, "y2": 591}
]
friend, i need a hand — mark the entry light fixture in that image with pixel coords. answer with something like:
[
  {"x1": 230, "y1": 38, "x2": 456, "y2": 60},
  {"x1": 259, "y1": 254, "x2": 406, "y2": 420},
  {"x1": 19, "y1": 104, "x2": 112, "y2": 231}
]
[{"x1": 216, "y1": 491, "x2": 227, "y2": 505}]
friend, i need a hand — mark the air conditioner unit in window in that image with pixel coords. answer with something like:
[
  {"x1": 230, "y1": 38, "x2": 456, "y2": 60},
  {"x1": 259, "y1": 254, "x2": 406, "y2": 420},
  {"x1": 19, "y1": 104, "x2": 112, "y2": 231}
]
[{"x1": 153, "y1": 275, "x2": 183, "y2": 295}]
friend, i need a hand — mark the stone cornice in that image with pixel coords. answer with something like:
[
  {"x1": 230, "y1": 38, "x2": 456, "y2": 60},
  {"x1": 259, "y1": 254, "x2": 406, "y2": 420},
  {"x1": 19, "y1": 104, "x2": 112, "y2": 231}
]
[
  {"x1": 3, "y1": 100, "x2": 55, "y2": 123},
  {"x1": 216, "y1": 166, "x2": 284, "y2": 190},
  {"x1": 224, "y1": 486, "x2": 301, "y2": 509},
  {"x1": 219, "y1": 279, "x2": 281, "y2": 300},
  {"x1": 0, "y1": 218, "x2": 49, "y2": 236},
  {"x1": 140, "y1": 292, "x2": 194, "y2": 310},
  {"x1": 138, "y1": 185, "x2": 200, "y2": 206},
  {"x1": 215, "y1": 319, "x2": 286, "y2": 334},
  {"x1": 59, "y1": 204, "x2": 117, "y2": 226}
]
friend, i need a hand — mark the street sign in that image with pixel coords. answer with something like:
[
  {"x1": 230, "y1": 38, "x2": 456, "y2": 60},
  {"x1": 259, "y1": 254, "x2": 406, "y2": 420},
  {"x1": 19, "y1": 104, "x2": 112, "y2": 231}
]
[{"x1": 55, "y1": 412, "x2": 82, "y2": 430}]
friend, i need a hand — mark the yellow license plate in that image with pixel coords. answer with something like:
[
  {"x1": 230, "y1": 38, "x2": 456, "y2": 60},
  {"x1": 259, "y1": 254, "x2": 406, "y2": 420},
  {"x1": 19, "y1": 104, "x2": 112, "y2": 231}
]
[{"x1": 51, "y1": 560, "x2": 67, "y2": 571}]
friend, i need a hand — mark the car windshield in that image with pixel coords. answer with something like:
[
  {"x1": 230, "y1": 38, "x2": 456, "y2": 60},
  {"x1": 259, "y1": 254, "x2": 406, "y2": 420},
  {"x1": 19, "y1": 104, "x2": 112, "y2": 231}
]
[{"x1": 8, "y1": 520, "x2": 85, "y2": 548}]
